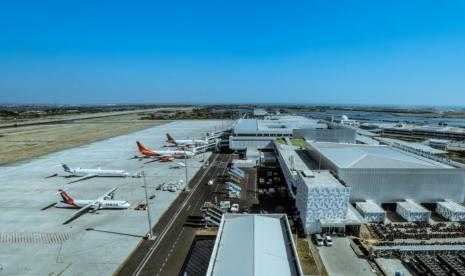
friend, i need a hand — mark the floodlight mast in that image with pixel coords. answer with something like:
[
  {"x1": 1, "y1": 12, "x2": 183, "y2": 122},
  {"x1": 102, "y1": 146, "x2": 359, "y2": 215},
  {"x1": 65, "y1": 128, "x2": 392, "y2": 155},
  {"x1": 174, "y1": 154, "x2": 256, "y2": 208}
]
[
  {"x1": 184, "y1": 151, "x2": 189, "y2": 192},
  {"x1": 142, "y1": 167, "x2": 154, "y2": 240}
]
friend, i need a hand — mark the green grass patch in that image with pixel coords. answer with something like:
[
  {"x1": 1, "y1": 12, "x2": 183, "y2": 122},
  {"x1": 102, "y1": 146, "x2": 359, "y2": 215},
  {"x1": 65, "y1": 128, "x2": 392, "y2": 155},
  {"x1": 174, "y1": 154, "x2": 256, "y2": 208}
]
[
  {"x1": 276, "y1": 137, "x2": 287, "y2": 144},
  {"x1": 291, "y1": 138, "x2": 306, "y2": 147},
  {"x1": 293, "y1": 234, "x2": 319, "y2": 275}
]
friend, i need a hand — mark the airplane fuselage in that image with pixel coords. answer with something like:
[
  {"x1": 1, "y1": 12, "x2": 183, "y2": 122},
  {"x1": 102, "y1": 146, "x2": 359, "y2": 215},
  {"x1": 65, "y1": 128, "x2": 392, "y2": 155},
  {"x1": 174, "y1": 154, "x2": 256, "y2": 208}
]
[
  {"x1": 136, "y1": 141, "x2": 194, "y2": 160},
  {"x1": 62, "y1": 199, "x2": 130, "y2": 209},
  {"x1": 180, "y1": 139, "x2": 208, "y2": 145},
  {"x1": 166, "y1": 139, "x2": 208, "y2": 147},
  {"x1": 153, "y1": 150, "x2": 195, "y2": 158},
  {"x1": 66, "y1": 168, "x2": 130, "y2": 177}
]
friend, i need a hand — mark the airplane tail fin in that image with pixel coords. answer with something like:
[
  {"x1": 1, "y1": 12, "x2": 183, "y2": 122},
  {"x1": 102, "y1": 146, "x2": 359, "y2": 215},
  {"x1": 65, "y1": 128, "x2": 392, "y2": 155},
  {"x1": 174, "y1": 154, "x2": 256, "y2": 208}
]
[
  {"x1": 166, "y1": 133, "x2": 176, "y2": 143},
  {"x1": 58, "y1": 189, "x2": 75, "y2": 205},
  {"x1": 136, "y1": 141, "x2": 147, "y2": 153},
  {"x1": 62, "y1": 164, "x2": 72, "y2": 173}
]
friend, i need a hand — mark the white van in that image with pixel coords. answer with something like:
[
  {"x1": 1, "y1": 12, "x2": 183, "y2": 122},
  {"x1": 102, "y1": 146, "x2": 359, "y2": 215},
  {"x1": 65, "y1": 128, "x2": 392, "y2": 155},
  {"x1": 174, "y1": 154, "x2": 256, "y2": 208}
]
[
  {"x1": 324, "y1": 235, "x2": 333, "y2": 246},
  {"x1": 314, "y1": 234, "x2": 324, "y2": 246}
]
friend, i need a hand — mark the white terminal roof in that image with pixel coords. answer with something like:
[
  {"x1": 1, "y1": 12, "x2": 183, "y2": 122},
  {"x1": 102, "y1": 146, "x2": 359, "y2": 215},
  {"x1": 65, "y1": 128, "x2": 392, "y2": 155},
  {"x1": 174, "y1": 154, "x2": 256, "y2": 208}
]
[
  {"x1": 277, "y1": 144, "x2": 313, "y2": 176},
  {"x1": 355, "y1": 127, "x2": 379, "y2": 137},
  {"x1": 356, "y1": 134, "x2": 380, "y2": 145},
  {"x1": 416, "y1": 125, "x2": 465, "y2": 133},
  {"x1": 356, "y1": 200, "x2": 386, "y2": 214},
  {"x1": 302, "y1": 170, "x2": 345, "y2": 189},
  {"x1": 397, "y1": 200, "x2": 429, "y2": 213},
  {"x1": 276, "y1": 144, "x2": 345, "y2": 189},
  {"x1": 207, "y1": 214, "x2": 302, "y2": 276},
  {"x1": 377, "y1": 137, "x2": 446, "y2": 155},
  {"x1": 437, "y1": 200, "x2": 465, "y2": 213},
  {"x1": 429, "y1": 138, "x2": 450, "y2": 144},
  {"x1": 363, "y1": 122, "x2": 465, "y2": 134},
  {"x1": 233, "y1": 116, "x2": 326, "y2": 135},
  {"x1": 309, "y1": 142, "x2": 452, "y2": 169}
]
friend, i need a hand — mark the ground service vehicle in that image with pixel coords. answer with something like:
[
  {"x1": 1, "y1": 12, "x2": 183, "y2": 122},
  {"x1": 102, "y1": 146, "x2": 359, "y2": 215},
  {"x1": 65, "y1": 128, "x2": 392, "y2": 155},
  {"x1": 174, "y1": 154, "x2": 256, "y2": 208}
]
[
  {"x1": 314, "y1": 234, "x2": 324, "y2": 246},
  {"x1": 230, "y1": 203, "x2": 239, "y2": 212},
  {"x1": 324, "y1": 235, "x2": 333, "y2": 246}
]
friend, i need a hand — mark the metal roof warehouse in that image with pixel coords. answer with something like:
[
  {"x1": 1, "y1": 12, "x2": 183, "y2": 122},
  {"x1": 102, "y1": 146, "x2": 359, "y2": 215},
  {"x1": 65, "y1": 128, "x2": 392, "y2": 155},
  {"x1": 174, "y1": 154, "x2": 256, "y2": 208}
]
[{"x1": 206, "y1": 214, "x2": 303, "y2": 276}]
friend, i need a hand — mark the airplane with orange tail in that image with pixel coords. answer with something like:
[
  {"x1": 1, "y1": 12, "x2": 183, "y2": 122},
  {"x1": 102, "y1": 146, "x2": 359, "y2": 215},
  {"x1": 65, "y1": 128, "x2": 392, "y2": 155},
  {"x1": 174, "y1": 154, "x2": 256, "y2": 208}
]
[
  {"x1": 136, "y1": 141, "x2": 195, "y2": 161},
  {"x1": 164, "y1": 133, "x2": 208, "y2": 148},
  {"x1": 56, "y1": 187, "x2": 130, "y2": 224}
]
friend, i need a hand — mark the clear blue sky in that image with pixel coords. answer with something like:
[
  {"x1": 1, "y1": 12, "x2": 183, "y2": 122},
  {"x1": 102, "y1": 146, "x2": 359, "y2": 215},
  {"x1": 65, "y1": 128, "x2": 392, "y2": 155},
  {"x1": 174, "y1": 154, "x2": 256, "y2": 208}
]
[{"x1": 1, "y1": 1, "x2": 465, "y2": 105}]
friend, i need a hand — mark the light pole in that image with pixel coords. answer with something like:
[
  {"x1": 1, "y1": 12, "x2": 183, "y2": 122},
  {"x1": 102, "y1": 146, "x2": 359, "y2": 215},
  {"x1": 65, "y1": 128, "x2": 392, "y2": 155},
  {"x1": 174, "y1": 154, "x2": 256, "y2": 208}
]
[
  {"x1": 184, "y1": 151, "x2": 189, "y2": 192},
  {"x1": 142, "y1": 167, "x2": 154, "y2": 240}
]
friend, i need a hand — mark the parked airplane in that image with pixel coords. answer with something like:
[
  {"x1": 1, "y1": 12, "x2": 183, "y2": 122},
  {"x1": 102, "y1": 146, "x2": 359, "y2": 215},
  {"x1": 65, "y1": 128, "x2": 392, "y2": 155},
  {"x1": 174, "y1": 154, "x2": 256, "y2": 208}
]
[
  {"x1": 61, "y1": 164, "x2": 140, "y2": 183},
  {"x1": 165, "y1": 133, "x2": 209, "y2": 148},
  {"x1": 136, "y1": 141, "x2": 195, "y2": 161},
  {"x1": 56, "y1": 188, "x2": 130, "y2": 224}
]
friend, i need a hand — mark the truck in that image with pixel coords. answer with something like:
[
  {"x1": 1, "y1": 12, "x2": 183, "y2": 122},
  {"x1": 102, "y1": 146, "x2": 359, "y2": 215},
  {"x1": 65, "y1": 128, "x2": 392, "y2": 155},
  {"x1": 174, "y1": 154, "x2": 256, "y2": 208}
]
[
  {"x1": 219, "y1": 201, "x2": 231, "y2": 210},
  {"x1": 228, "y1": 191, "x2": 240, "y2": 199}
]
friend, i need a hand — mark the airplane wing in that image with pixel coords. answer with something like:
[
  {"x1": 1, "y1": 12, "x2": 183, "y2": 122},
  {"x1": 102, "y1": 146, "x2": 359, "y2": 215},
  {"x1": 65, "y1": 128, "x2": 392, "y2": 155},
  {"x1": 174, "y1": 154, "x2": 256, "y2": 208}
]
[
  {"x1": 144, "y1": 155, "x2": 174, "y2": 163},
  {"x1": 62, "y1": 188, "x2": 118, "y2": 224},
  {"x1": 144, "y1": 159, "x2": 159, "y2": 164},
  {"x1": 63, "y1": 203, "x2": 93, "y2": 224},
  {"x1": 96, "y1": 187, "x2": 118, "y2": 201},
  {"x1": 67, "y1": 174, "x2": 98, "y2": 184}
]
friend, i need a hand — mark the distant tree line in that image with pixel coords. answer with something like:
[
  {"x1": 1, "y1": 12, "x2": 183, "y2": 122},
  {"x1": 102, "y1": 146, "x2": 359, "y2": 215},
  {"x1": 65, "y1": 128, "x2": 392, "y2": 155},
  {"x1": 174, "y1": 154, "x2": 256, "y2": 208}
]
[
  {"x1": 0, "y1": 105, "x2": 164, "y2": 119},
  {"x1": 140, "y1": 107, "x2": 239, "y2": 120}
]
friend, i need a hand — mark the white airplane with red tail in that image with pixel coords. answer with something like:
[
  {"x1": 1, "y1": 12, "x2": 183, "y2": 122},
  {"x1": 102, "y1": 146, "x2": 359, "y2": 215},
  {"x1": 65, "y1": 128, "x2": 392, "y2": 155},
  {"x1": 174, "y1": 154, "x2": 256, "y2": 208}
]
[
  {"x1": 56, "y1": 188, "x2": 130, "y2": 224},
  {"x1": 165, "y1": 133, "x2": 208, "y2": 148},
  {"x1": 136, "y1": 141, "x2": 195, "y2": 162}
]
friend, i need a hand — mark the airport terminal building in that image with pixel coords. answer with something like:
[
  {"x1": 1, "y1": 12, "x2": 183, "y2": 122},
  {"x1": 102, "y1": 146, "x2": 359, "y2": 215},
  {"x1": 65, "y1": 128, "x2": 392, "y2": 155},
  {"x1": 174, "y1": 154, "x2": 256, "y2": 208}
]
[
  {"x1": 228, "y1": 115, "x2": 465, "y2": 233},
  {"x1": 245, "y1": 116, "x2": 465, "y2": 234},
  {"x1": 304, "y1": 141, "x2": 465, "y2": 203},
  {"x1": 229, "y1": 116, "x2": 327, "y2": 150},
  {"x1": 275, "y1": 139, "x2": 465, "y2": 233},
  {"x1": 275, "y1": 143, "x2": 364, "y2": 234}
]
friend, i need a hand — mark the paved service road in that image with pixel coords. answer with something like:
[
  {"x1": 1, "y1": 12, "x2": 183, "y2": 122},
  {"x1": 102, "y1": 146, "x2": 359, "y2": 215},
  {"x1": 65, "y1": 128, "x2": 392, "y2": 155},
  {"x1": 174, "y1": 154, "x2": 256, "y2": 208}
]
[
  {"x1": 319, "y1": 237, "x2": 376, "y2": 276},
  {"x1": 117, "y1": 153, "x2": 233, "y2": 276}
]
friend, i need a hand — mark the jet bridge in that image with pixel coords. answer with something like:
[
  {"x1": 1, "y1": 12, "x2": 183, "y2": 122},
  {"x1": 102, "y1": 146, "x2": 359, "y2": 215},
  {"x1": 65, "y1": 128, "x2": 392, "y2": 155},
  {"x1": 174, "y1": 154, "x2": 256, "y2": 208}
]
[
  {"x1": 228, "y1": 169, "x2": 244, "y2": 180},
  {"x1": 229, "y1": 167, "x2": 245, "y2": 178},
  {"x1": 193, "y1": 140, "x2": 219, "y2": 153},
  {"x1": 226, "y1": 182, "x2": 242, "y2": 192}
]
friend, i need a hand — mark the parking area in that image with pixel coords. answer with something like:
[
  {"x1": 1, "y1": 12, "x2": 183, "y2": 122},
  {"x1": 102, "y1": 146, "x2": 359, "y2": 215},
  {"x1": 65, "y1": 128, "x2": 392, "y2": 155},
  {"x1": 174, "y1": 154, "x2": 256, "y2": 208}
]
[
  {"x1": 208, "y1": 166, "x2": 258, "y2": 212},
  {"x1": 318, "y1": 237, "x2": 376, "y2": 276}
]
